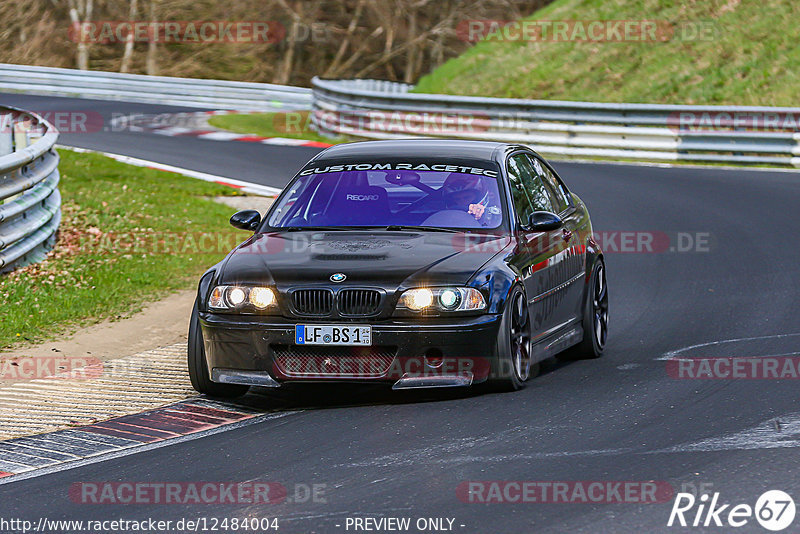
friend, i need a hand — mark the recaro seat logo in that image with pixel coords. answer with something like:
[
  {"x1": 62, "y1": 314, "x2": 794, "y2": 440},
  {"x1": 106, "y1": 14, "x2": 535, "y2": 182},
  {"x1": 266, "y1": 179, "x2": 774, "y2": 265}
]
[
  {"x1": 668, "y1": 490, "x2": 796, "y2": 531},
  {"x1": 346, "y1": 194, "x2": 380, "y2": 201}
]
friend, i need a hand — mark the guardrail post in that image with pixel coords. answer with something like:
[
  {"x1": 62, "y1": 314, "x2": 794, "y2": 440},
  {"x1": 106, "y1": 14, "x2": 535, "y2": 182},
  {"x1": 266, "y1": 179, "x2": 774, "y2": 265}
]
[
  {"x1": 0, "y1": 114, "x2": 12, "y2": 157},
  {"x1": 0, "y1": 106, "x2": 61, "y2": 273},
  {"x1": 13, "y1": 117, "x2": 29, "y2": 151}
]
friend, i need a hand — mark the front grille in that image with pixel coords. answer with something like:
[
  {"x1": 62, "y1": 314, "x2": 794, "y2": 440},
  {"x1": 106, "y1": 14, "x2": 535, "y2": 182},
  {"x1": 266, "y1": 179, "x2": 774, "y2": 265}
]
[
  {"x1": 272, "y1": 344, "x2": 397, "y2": 378},
  {"x1": 338, "y1": 289, "x2": 382, "y2": 316},
  {"x1": 292, "y1": 289, "x2": 333, "y2": 315}
]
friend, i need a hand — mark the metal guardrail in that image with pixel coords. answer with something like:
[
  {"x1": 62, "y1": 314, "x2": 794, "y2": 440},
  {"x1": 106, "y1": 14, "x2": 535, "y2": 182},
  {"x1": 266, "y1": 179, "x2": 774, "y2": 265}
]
[
  {"x1": 311, "y1": 78, "x2": 800, "y2": 166},
  {"x1": 0, "y1": 106, "x2": 60, "y2": 273},
  {"x1": 0, "y1": 63, "x2": 312, "y2": 111}
]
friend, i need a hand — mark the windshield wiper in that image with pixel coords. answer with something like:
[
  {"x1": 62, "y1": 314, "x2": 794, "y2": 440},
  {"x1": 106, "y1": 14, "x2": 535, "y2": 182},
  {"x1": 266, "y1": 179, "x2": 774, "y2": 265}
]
[{"x1": 384, "y1": 225, "x2": 465, "y2": 233}]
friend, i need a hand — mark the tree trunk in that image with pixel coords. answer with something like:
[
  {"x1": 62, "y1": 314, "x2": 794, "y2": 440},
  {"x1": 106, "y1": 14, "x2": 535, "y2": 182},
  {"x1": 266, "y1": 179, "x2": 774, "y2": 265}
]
[
  {"x1": 67, "y1": 0, "x2": 92, "y2": 70},
  {"x1": 275, "y1": 0, "x2": 304, "y2": 85},
  {"x1": 322, "y1": 0, "x2": 365, "y2": 78},
  {"x1": 403, "y1": 9, "x2": 417, "y2": 83},
  {"x1": 145, "y1": 0, "x2": 158, "y2": 75},
  {"x1": 120, "y1": 0, "x2": 138, "y2": 73}
]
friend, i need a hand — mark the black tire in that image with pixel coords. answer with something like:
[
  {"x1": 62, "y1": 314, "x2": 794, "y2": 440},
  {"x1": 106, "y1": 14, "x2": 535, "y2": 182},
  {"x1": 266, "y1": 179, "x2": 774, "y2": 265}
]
[
  {"x1": 561, "y1": 258, "x2": 608, "y2": 360},
  {"x1": 488, "y1": 286, "x2": 538, "y2": 392},
  {"x1": 188, "y1": 300, "x2": 249, "y2": 398}
]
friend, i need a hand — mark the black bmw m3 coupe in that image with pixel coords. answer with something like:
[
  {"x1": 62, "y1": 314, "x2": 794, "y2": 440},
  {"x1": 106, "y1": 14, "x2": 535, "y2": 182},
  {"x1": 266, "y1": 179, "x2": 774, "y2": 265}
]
[{"x1": 188, "y1": 140, "x2": 607, "y2": 397}]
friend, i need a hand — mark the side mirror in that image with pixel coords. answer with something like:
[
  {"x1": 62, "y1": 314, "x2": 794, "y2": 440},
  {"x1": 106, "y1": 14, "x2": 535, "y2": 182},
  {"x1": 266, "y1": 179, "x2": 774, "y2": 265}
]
[
  {"x1": 527, "y1": 211, "x2": 563, "y2": 232},
  {"x1": 230, "y1": 210, "x2": 261, "y2": 231}
]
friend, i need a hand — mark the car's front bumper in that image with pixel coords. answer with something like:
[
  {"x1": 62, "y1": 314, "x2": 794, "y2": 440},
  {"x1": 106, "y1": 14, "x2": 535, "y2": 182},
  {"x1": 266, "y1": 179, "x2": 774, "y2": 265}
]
[{"x1": 199, "y1": 312, "x2": 502, "y2": 389}]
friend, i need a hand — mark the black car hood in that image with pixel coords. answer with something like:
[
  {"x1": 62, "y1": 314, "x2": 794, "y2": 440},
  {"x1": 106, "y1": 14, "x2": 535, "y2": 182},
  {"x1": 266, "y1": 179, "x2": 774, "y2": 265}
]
[{"x1": 216, "y1": 230, "x2": 511, "y2": 290}]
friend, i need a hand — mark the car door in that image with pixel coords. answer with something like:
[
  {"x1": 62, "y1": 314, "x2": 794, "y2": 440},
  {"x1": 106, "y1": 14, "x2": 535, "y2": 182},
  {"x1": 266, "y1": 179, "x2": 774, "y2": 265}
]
[
  {"x1": 505, "y1": 152, "x2": 568, "y2": 336},
  {"x1": 525, "y1": 153, "x2": 587, "y2": 325}
]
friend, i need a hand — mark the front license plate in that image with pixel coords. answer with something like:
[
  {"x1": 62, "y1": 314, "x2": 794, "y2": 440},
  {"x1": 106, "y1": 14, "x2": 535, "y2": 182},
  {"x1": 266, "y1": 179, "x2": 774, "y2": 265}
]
[{"x1": 295, "y1": 325, "x2": 372, "y2": 346}]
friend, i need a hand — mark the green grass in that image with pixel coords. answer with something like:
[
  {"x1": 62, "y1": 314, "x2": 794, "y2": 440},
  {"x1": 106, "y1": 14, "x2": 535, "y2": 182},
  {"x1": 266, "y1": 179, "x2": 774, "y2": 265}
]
[
  {"x1": 415, "y1": 0, "x2": 800, "y2": 105},
  {"x1": 0, "y1": 149, "x2": 251, "y2": 349},
  {"x1": 208, "y1": 111, "x2": 346, "y2": 144}
]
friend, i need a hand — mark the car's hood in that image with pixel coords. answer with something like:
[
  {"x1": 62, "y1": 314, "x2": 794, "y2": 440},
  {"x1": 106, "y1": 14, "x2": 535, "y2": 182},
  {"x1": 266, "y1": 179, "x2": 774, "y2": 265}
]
[{"x1": 217, "y1": 230, "x2": 511, "y2": 290}]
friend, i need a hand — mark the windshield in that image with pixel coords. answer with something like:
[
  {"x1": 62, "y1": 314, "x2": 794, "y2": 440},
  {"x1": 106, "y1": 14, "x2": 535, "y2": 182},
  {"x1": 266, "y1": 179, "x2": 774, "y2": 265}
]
[{"x1": 267, "y1": 169, "x2": 505, "y2": 230}]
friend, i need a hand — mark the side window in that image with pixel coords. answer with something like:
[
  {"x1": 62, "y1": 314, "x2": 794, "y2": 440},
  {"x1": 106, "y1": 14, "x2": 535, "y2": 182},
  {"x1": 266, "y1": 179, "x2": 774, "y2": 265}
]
[
  {"x1": 513, "y1": 154, "x2": 554, "y2": 212},
  {"x1": 508, "y1": 154, "x2": 554, "y2": 225},
  {"x1": 527, "y1": 155, "x2": 570, "y2": 213},
  {"x1": 507, "y1": 156, "x2": 535, "y2": 225}
]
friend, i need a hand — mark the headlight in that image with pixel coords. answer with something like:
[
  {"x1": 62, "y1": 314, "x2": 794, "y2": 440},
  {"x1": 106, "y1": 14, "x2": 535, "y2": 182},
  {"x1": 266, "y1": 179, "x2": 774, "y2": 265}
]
[
  {"x1": 209, "y1": 285, "x2": 278, "y2": 312},
  {"x1": 397, "y1": 287, "x2": 486, "y2": 313},
  {"x1": 439, "y1": 289, "x2": 460, "y2": 310},
  {"x1": 249, "y1": 287, "x2": 276, "y2": 309},
  {"x1": 398, "y1": 288, "x2": 434, "y2": 311},
  {"x1": 228, "y1": 287, "x2": 246, "y2": 306}
]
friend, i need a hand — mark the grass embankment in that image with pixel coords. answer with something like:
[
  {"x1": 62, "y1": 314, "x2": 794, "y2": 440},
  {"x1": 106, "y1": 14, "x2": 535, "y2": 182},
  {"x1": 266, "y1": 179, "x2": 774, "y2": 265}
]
[
  {"x1": 208, "y1": 111, "x2": 346, "y2": 145},
  {"x1": 0, "y1": 149, "x2": 246, "y2": 349},
  {"x1": 414, "y1": 0, "x2": 800, "y2": 105}
]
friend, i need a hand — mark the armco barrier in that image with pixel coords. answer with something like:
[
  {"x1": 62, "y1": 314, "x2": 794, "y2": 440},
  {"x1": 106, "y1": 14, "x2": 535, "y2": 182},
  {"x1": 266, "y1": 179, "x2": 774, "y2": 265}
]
[
  {"x1": 0, "y1": 63, "x2": 312, "y2": 111},
  {"x1": 0, "y1": 107, "x2": 60, "y2": 273},
  {"x1": 310, "y1": 78, "x2": 800, "y2": 166}
]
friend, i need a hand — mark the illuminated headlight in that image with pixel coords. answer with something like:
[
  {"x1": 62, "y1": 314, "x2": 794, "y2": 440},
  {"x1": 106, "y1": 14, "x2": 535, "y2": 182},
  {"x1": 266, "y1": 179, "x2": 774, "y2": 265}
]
[
  {"x1": 398, "y1": 288, "x2": 434, "y2": 311},
  {"x1": 228, "y1": 287, "x2": 246, "y2": 306},
  {"x1": 439, "y1": 289, "x2": 460, "y2": 310},
  {"x1": 397, "y1": 287, "x2": 486, "y2": 312},
  {"x1": 209, "y1": 285, "x2": 277, "y2": 312},
  {"x1": 249, "y1": 287, "x2": 276, "y2": 309}
]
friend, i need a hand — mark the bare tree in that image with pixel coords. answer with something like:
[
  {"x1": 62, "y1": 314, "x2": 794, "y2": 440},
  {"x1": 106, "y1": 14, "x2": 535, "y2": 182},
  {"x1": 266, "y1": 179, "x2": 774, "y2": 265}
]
[
  {"x1": 0, "y1": 0, "x2": 549, "y2": 84},
  {"x1": 66, "y1": 0, "x2": 93, "y2": 70},
  {"x1": 322, "y1": 0, "x2": 366, "y2": 78},
  {"x1": 120, "y1": 0, "x2": 138, "y2": 73},
  {"x1": 273, "y1": 0, "x2": 304, "y2": 85},
  {"x1": 145, "y1": 0, "x2": 158, "y2": 75}
]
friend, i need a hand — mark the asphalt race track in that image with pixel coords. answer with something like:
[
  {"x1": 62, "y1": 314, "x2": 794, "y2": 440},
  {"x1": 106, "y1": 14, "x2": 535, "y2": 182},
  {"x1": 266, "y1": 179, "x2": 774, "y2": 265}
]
[
  {"x1": 0, "y1": 93, "x2": 319, "y2": 184},
  {"x1": 2, "y1": 93, "x2": 800, "y2": 533}
]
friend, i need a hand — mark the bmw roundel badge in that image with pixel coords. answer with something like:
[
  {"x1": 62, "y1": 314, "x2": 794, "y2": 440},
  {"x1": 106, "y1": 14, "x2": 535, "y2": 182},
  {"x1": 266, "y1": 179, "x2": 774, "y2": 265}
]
[{"x1": 330, "y1": 273, "x2": 346, "y2": 283}]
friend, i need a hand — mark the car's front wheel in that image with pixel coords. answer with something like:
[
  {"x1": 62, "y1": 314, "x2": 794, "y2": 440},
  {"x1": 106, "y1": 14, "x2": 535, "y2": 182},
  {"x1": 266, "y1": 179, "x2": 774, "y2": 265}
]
[
  {"x1": 188, "y1": 300, "x2": 249, "y2": 398},
  {"x1": 489, "y1": 286, "x2": 538, "y2": 391}
]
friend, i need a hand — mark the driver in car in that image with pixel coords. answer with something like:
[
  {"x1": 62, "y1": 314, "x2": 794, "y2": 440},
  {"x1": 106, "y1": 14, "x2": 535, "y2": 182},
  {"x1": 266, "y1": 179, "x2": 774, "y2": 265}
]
[{"x1": 441, "y1": 174, "x2": 499, "y2": 225}]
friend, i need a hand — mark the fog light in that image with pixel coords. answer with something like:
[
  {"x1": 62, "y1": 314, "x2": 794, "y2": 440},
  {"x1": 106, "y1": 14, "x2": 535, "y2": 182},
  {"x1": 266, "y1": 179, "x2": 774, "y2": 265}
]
[{"x1": 425, "y1": 349, "x2": 444, "y2": 368}]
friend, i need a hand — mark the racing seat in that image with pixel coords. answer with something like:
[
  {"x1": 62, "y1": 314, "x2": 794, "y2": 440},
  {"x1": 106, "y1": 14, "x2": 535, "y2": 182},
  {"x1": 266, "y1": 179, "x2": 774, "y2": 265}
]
[{"x1": 323, "y1": 185, "x2": 390, "y2": 226}]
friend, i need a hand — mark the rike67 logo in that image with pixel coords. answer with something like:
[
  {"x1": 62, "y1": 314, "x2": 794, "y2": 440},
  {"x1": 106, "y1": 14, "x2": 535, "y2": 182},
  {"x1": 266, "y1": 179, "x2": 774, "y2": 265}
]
[{"x1": 668, "y1": 490, "x2": 795, "y2": 531}]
